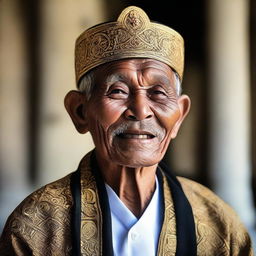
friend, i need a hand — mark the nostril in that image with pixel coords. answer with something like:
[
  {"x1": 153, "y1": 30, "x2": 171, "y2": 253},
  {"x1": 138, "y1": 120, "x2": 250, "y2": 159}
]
[
  {"x1": 128, "y1": 115, "x2": 137, "y2": 120},
  {"x1": 124, "y1": 107, "x2": 153, "y2": 121}
]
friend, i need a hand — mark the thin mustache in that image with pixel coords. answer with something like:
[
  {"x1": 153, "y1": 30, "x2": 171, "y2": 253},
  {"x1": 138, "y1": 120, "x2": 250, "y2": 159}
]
[{"x1": 112, "y1": 122, "x2": 163, "y2": 138}]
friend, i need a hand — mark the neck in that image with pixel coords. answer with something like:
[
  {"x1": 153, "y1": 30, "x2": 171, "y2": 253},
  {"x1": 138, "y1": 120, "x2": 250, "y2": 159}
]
[{"x1": 96, "y1": 154, "x2": 157, "y2": 218}]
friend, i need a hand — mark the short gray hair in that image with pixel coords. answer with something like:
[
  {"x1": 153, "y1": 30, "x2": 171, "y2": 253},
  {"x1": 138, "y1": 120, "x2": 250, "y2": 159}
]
[
  {"x1": 78, "y1": 69, "x2": 182, "y2": 99},
  {"x1": 174, "y1": 72, "x2": 182, "y2": 96},
  {"x1": 78, "y1": 70, "x2": 95, "y2": 100}
]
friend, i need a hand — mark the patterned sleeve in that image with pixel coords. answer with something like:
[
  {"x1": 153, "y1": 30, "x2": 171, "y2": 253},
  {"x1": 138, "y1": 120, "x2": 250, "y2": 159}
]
[
  {"x1": 0, "y1": 174, "x2": 73, "y2": 256},
  {"x1": 229, "y1": 219, "x2": 253, "y2": 255},
  {"x1": 0, "y1": 196, "x2": 40, "y2": 256},
  {"x1": 0, "y1": 220, "x2": 33, "y2": 256},
  {"x1": 178, "y1": 176, "x2": 254, "y2": 256}
]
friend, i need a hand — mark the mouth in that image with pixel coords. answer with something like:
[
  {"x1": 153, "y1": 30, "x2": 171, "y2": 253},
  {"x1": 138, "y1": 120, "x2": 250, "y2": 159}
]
[{"x1": 116, "y1": 130, "x2": 156, "y2": 139}]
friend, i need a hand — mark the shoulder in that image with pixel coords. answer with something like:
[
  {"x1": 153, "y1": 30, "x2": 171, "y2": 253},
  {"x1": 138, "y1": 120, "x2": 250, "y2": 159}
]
[
  {"x1": 177, "y1": 176, "x2": 233, "y2": 214},
  {"x1": 0, "y1": 173, "x2": 74, "y2": 255},
  {"x1": 177, "y1": 176, "x2": 253, "y2": 255},
  {"x1": 14, "y1": 172, "x2": 73, "y2": 219}
]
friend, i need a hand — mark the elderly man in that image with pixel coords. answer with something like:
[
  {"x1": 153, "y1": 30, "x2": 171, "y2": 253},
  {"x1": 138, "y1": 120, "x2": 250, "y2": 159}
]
[{"x1": 0, "y1": 6, "x2": 253, "y2": 256}]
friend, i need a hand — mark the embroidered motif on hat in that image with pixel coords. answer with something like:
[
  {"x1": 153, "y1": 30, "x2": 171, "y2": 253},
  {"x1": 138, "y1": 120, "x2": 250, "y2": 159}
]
[{"x1": 75, "y1": 6, "x2": 184, "y2": 85}]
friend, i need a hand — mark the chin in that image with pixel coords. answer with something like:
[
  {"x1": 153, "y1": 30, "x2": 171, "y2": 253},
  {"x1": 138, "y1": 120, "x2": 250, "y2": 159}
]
[{"x1": 112, "y1": 151, "x2": 163, "y2": 168}]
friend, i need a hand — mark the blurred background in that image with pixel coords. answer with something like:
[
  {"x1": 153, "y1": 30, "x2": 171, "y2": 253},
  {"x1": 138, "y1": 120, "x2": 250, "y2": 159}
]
[{"x1": 0, "y1": 0, "x2": 256, "y2": 248}]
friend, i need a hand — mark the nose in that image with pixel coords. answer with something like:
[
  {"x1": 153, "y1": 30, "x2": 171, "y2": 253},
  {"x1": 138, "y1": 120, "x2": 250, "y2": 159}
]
[{"x1": 124, "y1": 93, "x2": 153, "y2": 121}]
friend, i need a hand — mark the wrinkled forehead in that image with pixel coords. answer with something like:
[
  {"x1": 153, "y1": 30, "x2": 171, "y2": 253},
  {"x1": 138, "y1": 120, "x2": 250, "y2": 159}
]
[{"x1": 94, "y1": 58, "x2": 175, "y2": 85}]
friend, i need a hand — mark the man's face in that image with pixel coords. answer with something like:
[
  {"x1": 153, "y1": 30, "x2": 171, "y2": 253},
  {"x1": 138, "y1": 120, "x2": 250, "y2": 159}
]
[{"x1": 84, "y1": 58, "x2": 188, "y2": 167}]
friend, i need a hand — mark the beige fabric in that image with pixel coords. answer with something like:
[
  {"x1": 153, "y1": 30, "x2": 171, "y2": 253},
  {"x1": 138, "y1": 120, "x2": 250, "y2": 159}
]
[
  {"x1": 0, "y1": 152, "x2": 253, "y2": 255},
  {"x1": 179, "y1": 177, "x2": 253, "y2": 255}
]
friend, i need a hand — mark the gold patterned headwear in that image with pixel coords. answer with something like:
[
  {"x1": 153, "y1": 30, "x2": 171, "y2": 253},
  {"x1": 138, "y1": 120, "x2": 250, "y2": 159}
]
[{"x1": 75, "y1": 6, "x2": 184, "y2": 86}]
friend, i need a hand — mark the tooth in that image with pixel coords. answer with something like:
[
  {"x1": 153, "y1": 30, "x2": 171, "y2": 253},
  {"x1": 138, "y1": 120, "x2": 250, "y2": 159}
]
[{"x1": 119, "y1": 133, "x2": 153, "y2": 139}]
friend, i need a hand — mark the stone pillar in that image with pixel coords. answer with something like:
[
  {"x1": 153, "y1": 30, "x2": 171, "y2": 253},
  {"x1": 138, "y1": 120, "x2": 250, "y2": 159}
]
[
  {"x1": 37, "y1": 0, "x2": 105, "y2": 186},
  {"x1": 207, "y1": 0, "x2": 255, "y2": 229},
  {"x1": 0, "y1": 0, "x2": 31, "y2": 231},
  {"x1": 250, "y1": 0, "x2": 256, "y2": 206}
]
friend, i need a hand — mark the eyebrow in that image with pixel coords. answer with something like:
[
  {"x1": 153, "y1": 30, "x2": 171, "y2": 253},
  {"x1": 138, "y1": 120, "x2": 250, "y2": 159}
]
[
  {"x1": 153, "y1": 75, "x2": 172, "y2": 87},
  {"x1": 105, "y1": 73, "x2": 126, "y2": 84},
  {"x1": 146, "y1": 74, "x2": 174, "y2": 91},
  {"x1": 105, "y1": 72, "x2": 174, "y2": 89}
]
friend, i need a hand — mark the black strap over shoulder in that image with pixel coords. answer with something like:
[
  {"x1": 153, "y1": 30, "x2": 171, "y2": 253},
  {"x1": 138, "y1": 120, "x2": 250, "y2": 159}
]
[
  {"x1": 90, "y1": 152, "x2": 114, "y2": 256},
  {"x1": 70, "y1": 169, "x2": 81, "y2": 256},
  {"x1": 158, "y1": 161, "x2": 197, "y2": 256},
  {"x1": 70, "y1": 152, "x2": 114, "y2": 256}
]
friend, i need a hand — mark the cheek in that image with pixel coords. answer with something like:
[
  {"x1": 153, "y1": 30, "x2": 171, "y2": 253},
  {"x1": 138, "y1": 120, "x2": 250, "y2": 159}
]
[
  {"x1": 165, "y1": 111, "x2": 180, "y2": 131},
  {"x1": 153, "y1": 104, "x2": 181, "y2": 135},
  {"x1": 157, "y1": 109, "x2": 181, "y2": 156},
  {"x1": 87, "y1": 99, "x2": 126, "y2": 134}
]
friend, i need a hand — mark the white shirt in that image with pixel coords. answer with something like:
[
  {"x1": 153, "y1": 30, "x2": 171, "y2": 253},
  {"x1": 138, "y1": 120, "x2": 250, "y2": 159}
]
[{"x1": 105, "y1": 177, "x2": 162, "y2": 256}]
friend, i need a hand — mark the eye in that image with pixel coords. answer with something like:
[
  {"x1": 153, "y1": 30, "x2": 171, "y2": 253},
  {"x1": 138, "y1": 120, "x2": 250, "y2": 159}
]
[
  {"x1": 149, "y1": 86, "x2": 168, "y2": 99},
  {"x1": 152, "y1": 90, "x2": 166, "y2": 95},
  {"x1": 107, "y1": 87, "x2": 128, "y2": 99},
  {"x1": 110, "y1": 89, "x2": 126, "y2": 94}
]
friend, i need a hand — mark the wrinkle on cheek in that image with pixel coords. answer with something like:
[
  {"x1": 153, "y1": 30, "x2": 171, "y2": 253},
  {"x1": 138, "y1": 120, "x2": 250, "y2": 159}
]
[
  {"x1": 152, "y1": 105, "x2": 179, "y2": 127},
  {"x1": 158, "y1": 109, "x2": 181, "y2": 154},
  {"x1": 149, "y1": 93, "x2": 179, "y2": 113},
  {"x1": 103, "y1": 99, "x2": 127, "y2": 117},
  {"x1": 160, "y1": 98, "x2": 179, "y2": 112},
  {"x1": 91, "y1": 99, "x2": 124, "y2": 125},
  {"x1": 160, "y1": 129, "x2": 173, "y2": 154},
  {"x1": 95, "y1": 119, "x2": 112, "y2": 159}
]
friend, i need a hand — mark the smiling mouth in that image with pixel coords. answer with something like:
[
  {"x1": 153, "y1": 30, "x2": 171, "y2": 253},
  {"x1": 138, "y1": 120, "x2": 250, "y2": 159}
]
[{"x1": 117, "y1": 133, "x2": 155, "y2": 139}]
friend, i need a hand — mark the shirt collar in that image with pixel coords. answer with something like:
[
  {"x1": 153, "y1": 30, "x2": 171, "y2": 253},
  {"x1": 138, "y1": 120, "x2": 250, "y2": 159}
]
[{"x1": 105, "y1": 176, "x2": 161, "y2": 231}]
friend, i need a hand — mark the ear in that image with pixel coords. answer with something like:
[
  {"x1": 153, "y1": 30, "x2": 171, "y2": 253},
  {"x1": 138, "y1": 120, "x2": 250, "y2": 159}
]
[
  {"x1": 64, "y1": 90, "x2": 89, "y2": 134},
  {"x1": 171, "y1": 95, "x2": 191, "y2": 139}
]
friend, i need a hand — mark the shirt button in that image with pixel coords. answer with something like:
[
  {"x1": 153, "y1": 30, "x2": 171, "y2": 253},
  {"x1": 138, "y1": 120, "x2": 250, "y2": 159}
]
[{"x1": 130, "y1": 232, "x2": 139, "y2": 241}]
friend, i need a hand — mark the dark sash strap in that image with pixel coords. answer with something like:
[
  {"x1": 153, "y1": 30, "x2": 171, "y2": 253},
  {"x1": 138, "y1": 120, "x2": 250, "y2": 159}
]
[
  {"x1": 70, "y1": 169, "x2": 81, "y2": 256},
  {"x1": 71, "y1": 153, "x2": 197, "y2": 256},
  {"x1": 90, "y1": 153, "x2": 114, "y2": 256},
  {"x1": 158, "y1": 161, "x2": 197, "y2": 256}
]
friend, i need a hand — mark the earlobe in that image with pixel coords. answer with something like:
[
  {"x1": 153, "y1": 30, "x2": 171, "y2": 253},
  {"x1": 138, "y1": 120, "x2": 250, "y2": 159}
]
[
  {"x1": 64, "y1": 90, "x2": 89, "y2": 134},
  {"x1": 171, "y1": 95, "x2": 191, "y2": 139}
]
